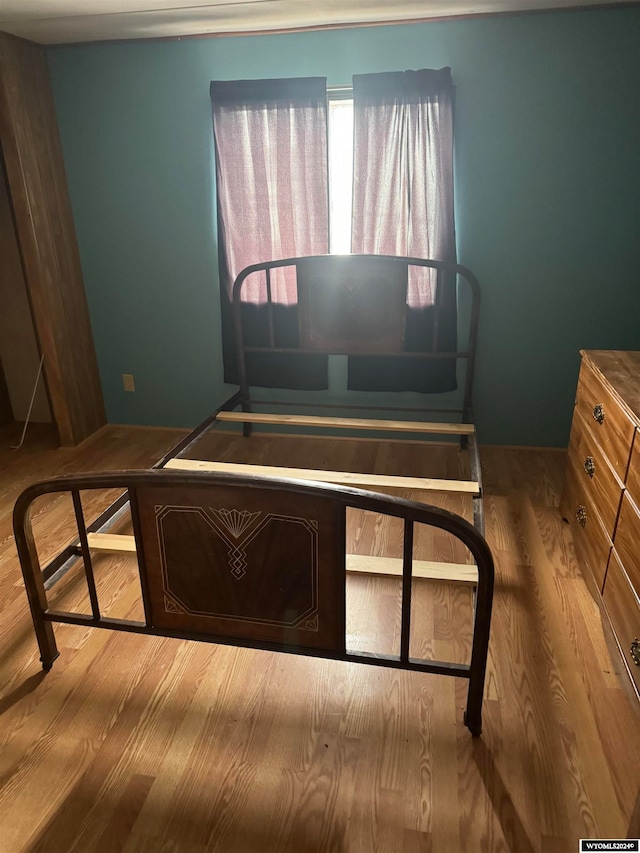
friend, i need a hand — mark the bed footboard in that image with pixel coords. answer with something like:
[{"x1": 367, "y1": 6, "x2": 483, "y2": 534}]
[{"x1": 14, "y1": 470, "x2": 494, "y2": 735}]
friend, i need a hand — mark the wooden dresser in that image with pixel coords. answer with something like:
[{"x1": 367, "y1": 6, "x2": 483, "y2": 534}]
[{"x1": 561, "y1": 350, "x2": 640, "y2": 699}]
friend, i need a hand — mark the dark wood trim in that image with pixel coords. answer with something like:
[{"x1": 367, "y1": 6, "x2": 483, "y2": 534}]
[
  {"x1": 0, "y1": 358, "x2": 13, "y2": 425},
  {"x1": 0, "y1": 31, "x2": 105, "y2": 446}
]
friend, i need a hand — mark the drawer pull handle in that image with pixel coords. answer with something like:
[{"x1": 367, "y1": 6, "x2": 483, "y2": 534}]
[
  {"x1": 575, "y1": 505, "x2": 587, "y2": 527},
  {"x1": 583, "y1": 456, "x2": 596, "y2": 478},
  {"x1": 631, "y1": 639, "x2": 640, "y2": 667},
  {"x1": 592, "y1": 403, "x2": 605, "y2": 425}
]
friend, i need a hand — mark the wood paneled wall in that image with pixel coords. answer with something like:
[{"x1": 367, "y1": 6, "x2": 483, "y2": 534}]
[
  {"x1": 0, "y1": 152, "x2": 52, "y2": 424},
  {"x1": 0, "y1": 360, "x2": 13, "y2": 425},
  {"x1": 0, "y1": 31, "x2": 105, "y2": 446}
]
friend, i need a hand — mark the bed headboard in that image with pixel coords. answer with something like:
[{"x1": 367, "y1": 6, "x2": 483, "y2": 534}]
[
  {"x1": 231, "y1": 254, "x2": 480, "y2": 418},
  {"x1": 296, "y1": 255, "x2": 409, "y2": 353}
]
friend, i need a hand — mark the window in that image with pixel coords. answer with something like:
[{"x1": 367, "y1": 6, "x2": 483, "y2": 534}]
[
  {"x1": 210, "y1": 69, "x2": 458, "y2": 393},
  {"x1": 210, "y1": 76, "x2": 330, "y2": 388},
  {"x1": 327, "y1": 91, "x2": 353, "y2": 254}
]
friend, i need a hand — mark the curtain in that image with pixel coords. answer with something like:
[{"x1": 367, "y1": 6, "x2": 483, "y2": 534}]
[
  {"x1": 210, "y1": 77, "x2": 329, "y2": 389},
  {"x1": 350, "y1": 68, "x2": 458, "y2": 393}
]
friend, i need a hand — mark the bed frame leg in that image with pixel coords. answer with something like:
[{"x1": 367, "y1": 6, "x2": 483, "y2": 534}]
[
  {"x1": 463, "y1": 708, "x2": 482, "y2": 737},
  {"x1": 14, "y1": 506, "x2": 61, "y2": 672},
  {"x1": 41, "y1": 644, "x2": 60, "y2": 672},
  {"x1": 27, "y1": 603, "x2": 58, "y2": 672},
  {"x1": 464, "y1": 665, "x2": 484, "y2": 735},
  {"x1": 30, "y1": 601, "x2": 59, "y2": 672},
  {"x1": 464, "y1": 657, "x2": 484, "y2": 735}
]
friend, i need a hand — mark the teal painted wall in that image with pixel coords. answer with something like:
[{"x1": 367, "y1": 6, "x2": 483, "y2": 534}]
[{"x1": 46, "y1": 8, "x2": 640, "y2": 445}]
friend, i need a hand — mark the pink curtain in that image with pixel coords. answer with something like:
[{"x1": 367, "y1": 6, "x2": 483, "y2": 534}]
[
  {"x1": 352, "y1": 68, "x2": 456, "y2": 307},
  {"x1": 211, "y1": 77, "x2": 328, "y2": 305},
  {"x1": 210, "y1": 77, "x2": 329, "y2": 388},
  {"x1": 350, "y1": 68, "x2": 458, "y2": 393}
]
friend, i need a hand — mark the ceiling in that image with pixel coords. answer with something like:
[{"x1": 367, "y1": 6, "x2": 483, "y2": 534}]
[{"x1": 0, "y1": 0, "x2": 633, "y2": 45}]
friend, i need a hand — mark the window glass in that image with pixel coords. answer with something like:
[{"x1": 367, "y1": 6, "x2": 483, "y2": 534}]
[{"x1": 328, "y1": 97, "x2": 353, "y2": 254}]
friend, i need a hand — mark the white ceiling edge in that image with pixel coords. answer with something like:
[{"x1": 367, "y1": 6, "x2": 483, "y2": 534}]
[{"x1": 0, "y1": 0, "x2": 633, "y2": 45}]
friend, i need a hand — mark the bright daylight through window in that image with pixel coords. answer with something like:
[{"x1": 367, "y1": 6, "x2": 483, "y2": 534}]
[{"x1": 328, "y1": 95, "x2": 353, "y2": 254}]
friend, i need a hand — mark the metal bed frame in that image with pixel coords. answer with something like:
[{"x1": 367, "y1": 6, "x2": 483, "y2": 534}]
[
  {"x1": 35, "y1": 254, "x2": 485, "y2": 592},
  {"x1": 14, "y1": 254, "x2": 493, "y2": 733},
  {"x1": 168, "y1": 254, "x2": 483, "y2": 535},
  {"x1": 14, "y1": 471, "x2": 494, "y2": 735}
]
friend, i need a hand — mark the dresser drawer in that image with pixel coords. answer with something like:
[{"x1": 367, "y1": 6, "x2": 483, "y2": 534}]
[
  {"x1": 566, "y1": 410, "x2": 623, "y2": 537},
  {"x1": 562, "y1": 459, "x2": 612, "y2": 591},
  {"x1": 575, "y1": 361, "x2": 635, "y2": 481},
  {"x1": 625, "y1": 429, "x2": 640, "y2": 507},
  {"x1": 612, "y1": 491, "x2": 640, "y2": 600},
  {"x1": 602, "y1": 549, "x2": 640, "y2": 695}
]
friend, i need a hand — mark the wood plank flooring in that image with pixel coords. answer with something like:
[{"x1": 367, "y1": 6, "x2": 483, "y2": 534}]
[{"x1": 0, "y1": 423, "x2": 639, "y2": 852}]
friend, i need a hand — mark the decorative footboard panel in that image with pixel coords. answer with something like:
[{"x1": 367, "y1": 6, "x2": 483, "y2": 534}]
[
  {"x1": 14, "y1": 470, "x2": 494, "y2": 734},
  {"x1": 137, "y1": 483, "x2": 345, "y2": 651}
]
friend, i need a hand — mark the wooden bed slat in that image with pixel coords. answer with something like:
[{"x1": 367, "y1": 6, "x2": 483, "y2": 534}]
[
  {"x1": 346, "y1": 554, "x2": 478, "y2": 584},
  {"x1": 216, "y1": 411, "x2": 475, "y2": 435},
  {"x1": 86, "y1": 533, "x2": 477, "y2": 583},
  {"x1": 163, "y1": 459, "x2": 481, "y2": 495},
  {"x1": 87, "y1": 533, "x2": 136, "y2": 552}
]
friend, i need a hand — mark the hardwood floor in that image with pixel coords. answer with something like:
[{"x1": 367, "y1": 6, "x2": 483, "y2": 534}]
[{"x1": 0, "y1": 424, "x2": 638, "y2": 852}]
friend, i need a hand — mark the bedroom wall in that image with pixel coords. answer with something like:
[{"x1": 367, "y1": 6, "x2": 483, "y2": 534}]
[{"x1": 45, "y1": 7, "x2": 640, "y2": 446}]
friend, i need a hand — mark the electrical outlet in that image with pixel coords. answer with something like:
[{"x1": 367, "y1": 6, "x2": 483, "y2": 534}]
[{"x1": 122, "y1": 373, "x2": 135, "y2": 392}]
